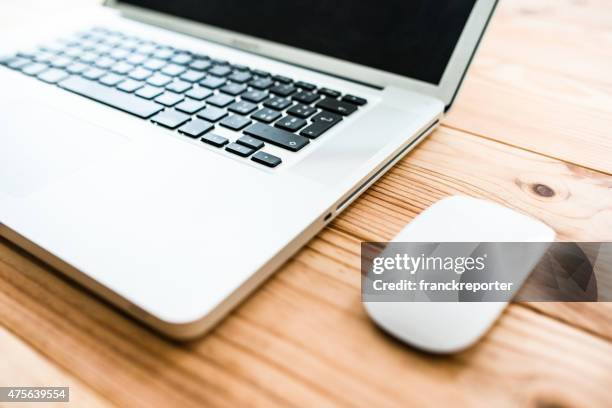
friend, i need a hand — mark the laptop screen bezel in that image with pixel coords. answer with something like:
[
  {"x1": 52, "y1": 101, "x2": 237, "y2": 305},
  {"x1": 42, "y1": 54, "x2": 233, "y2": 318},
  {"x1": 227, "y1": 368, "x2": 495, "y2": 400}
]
[{"x1": 106, "y1": 0, "x2": 497, "y2": 110}]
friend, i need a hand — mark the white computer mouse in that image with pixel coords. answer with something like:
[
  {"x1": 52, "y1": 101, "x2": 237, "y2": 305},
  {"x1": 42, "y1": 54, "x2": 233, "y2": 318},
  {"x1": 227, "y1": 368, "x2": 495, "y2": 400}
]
[{"x1": 363, "y1": 196, "x2": 555, "y2": 353}]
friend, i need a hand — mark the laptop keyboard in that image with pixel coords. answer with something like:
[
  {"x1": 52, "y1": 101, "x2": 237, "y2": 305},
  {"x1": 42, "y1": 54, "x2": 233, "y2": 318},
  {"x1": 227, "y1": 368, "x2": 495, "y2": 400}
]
[{"x1": 1, "y1": 27, "x2": 368, "y2": 169}]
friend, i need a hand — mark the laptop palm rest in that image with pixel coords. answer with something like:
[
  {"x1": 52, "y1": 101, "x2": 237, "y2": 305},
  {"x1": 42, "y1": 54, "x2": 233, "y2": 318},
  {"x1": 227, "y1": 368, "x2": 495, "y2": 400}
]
[
  {"x1": 0, "y1": 100, "x2": 127, "y2": 197},
  {"x1": 289, "y1": 105, "x2": 417, "y2": 186}
]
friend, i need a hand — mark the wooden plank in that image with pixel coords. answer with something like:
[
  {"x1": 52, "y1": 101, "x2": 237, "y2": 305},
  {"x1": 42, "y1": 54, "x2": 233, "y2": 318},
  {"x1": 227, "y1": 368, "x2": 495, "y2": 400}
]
[
  {"x1": 445, "y1": 60, "x2": 612, "y2": 174},
  {"x1": 444, "y1": 0, "x2": 612, "y2": 173},
  {"x1": 334, "y1": 126, "x2": 612, "y2": 242},
  {"x1": 0, "y1": 327, "x2": 111, "y2": 408},
  {"x1": 482, "y1": 0, "x2": 612, "y2": 84},
  {"x1": 0, "y1": 242, "x2": 347, "y2": 408}
]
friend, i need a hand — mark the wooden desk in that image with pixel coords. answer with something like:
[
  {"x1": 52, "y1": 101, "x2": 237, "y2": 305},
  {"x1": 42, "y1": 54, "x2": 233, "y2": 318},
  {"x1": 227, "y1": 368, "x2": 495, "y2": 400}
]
[{"x1": 2, "y1": 0, "x2": 611, "y2": 406}]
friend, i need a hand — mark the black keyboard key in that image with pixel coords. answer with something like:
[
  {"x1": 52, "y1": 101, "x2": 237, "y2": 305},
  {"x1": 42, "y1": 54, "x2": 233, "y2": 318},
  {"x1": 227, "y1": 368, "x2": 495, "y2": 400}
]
[
  {"x1": 178, "y1": 118, "x2": 214, "y2": 138},
  {"x1": 94, "y1": 57, "x2": 116, "y2": 69},
  {"x1": 237, "y1": 135, "x2": 264, "y2": 150},
  {"x1": 272, "y1": 74, "x2": 292, "y2": 84},
  {"x1": 228, "y1": 100, "x2": 257, "y2": 115},
  {"x1": 59, "y1": 76, "x2": 163, "y2": 118},
  {"x1": 189, "y1": 59, "x2": 212, "y2": 71},
  {"x1": 135, "y1": 85, "x2": 164, "y2": 99},
  {"x1": 155, "y1": 91, "x2": 184, "y2": 106},
  {"x1": 241, "y1": 90, "x2": 268, "y2": 103},
  {"x1": 275, "y1": 115, "x2": 307, "y2": 132},
  {"x1": 295, "y1": 81, "x2": 316, "y2": 91},
  {"x1": 66, "y1": 62, "x2": 89, "y2": 74},
  {"x1": 220, "y1": 115, "x2": 252, "y2": 131},
  {"x1": 161, "y1": 63, "x2": 187, "y2": 77},
  {"x1": 196, "y1": 106, "x2": 227, "y2": 122},
  {"x1": 171, "y1": 53, "x2": 192, "y2": 65},
  {"x1": 128, "y1": 67, "x2": 153, "y2": 80},
  {"x1": 82, "y1": 68, "x2": 107, "y2": 80},
  {"x1": 251, "y1": 151, "x2": 281, "y2": 168},
  {"x1": 299, "y1": 122, "x2": 333, "y2": 139},
  {"x1": 270, "y1": 84, "x2": 296, "y2": 97},
  {"x1": 249, "y1": 77, "x2": 274, "y2": 90},
  {"x1": 316, "y1": 97, "x2": 357, "y2": 116},
  {"x1": 15, "y1": 49, "x2": 38, "y2": 59},
  {"x1": 199, "y1": 75, "x2": 226, "y2": 89},
  {"x1": 153, "y1": 47, "x2": 174, "y2": 60},
  {"x1": 117, "y1": 79, "x2": 144, "y2": 93},
  {"x1": 263, "y1": 96, "x2": 292, "y2": 110},
  {"x1": 228, "y1": 71, "x2": 252, "y2": 83},
  {"x1": 252, "y1": 69, "x2": 270, "y2": 77},
  {"x1": 312, "y1": 111, "x2": 343, "y2": 125},
  {"x1": 94, "y1": 44, "x2": 112, "y2": 55},
  {"x1": 0, "y1": 55, "x2": 14, "y2": 65},
  {"x1": 292, "y1": 91, "x2": 320, "y2": 104},
  {"x1": 319, "y1": 87, "x2": 341, "y2": 98},
  {"x1": 151, "y1": 109, "x2": 190, "y2": 129},
  {"x1": 50, "y1": 56, "x2": 73, "y2": 69},
  {"x1": 201, "y1": 133, "x2": 229, "y2": 147},
  {"x1": 135, "y1": 43, "x2": 156, "y2": 55},
  {"x1": 244, "y1": 122, "x2": 309, "y2": 152},
  {"x1": 342, "y1": 94, "x2": 367, "y2": 106},
  {"x1": 111, "y1": 61, "x2": 135, "y2": 75},
  {"x1": 185, "y1": 87, "x2": 213, "y2": 100},
  {"x1": 225, "y1": 142, "x2": 254, "y2": 157},
  {"x1": 251, "y1": 108, "x2": 281, "y2": 123},
  {"x1": 207, "y1": 93, "x2": 234, "y2": 107},
  {"x1": 287, "y1": 104, "x2": 317, "y2": 119},
  {"x1": 142, "y1": 58, "x2": 166, "y2": 71},
  {"x1": 91, "y1": 45, "x2": 112, "y2": 56},
  {"x1": 78, "y1": 52, "x2": 98, "y2": 64},
  {"x1": 220, "y1": 82, "x2": 247, "y2": 96},
  {"x1": 300, "y1": 112, "x2": 342, "y2": 139},
  {"x1": 175, "y1": 98, "x2": 206, "y2": 114},
  {"x1": 180, "y1": 69, "x2": 206, "y2": 83},
  {"x1": 166, "y1": 79, "x2": 192, "y2": 93},
  {"x1": 99, "y1": 73, "x2": 125, "y2": 86},
  {"x1": 231, "y1": 63, "x2": 249, "y2": 71},
  {"x1": 146, "y1": 73, "x2": 172, "y2": 87},
  {"x1": 208, "y1": 65, "x2": 232, "y2": 77},
  {"x1": 8, "y1": 57, "x2": 33, "y2": 69},
  {"x1": 37, "y1": 68, "x2": 69, "y2": 84},
  {"x1": 126, "y1": 53, "x2": 147, "y2": 65},
  {"x1": 22, "y1": 63, "x2": 49, "y2": 76}
]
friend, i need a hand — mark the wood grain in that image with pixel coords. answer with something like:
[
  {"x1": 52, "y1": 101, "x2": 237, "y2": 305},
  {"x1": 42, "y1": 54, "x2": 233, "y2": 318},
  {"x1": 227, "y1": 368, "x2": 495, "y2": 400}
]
[
  {"x1": 1, "y1": 0, "x2": 612, "y2": 407},
  {"x1": 0, "y1": 327, "x2": 111, "y2": 408},
  {"x1": 445, "y1": 0, "x2": 612, "y2": 174},
  {"x1": 335, "y1": 126, "x2": 612, "y2": 242}
]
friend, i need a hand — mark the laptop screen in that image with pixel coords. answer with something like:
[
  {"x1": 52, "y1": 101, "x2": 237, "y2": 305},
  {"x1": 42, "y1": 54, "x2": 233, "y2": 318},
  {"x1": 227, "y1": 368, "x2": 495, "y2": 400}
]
[{"x1": 119, "y1": 0, "x2": 477, "y2": 85}]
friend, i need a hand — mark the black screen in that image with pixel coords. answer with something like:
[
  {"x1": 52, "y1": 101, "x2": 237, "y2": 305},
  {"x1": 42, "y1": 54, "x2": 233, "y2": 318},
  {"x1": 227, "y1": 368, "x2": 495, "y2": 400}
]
[{"x1": 120, "y1": 0, "x2": 477, "y2": 84}]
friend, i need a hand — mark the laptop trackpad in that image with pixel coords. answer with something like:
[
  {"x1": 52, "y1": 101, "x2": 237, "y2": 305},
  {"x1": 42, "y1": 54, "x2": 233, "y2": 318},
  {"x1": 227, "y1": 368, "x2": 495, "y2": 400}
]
[{"x1": 0, "y1": 101, "x2": 127, "y2": 197}]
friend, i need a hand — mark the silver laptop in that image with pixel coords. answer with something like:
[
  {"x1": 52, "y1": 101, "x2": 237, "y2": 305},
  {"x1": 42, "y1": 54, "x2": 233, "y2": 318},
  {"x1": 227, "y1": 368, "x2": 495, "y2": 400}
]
[{"x1": 0, "y1": 0, "x2": 497, "y2": 339}]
